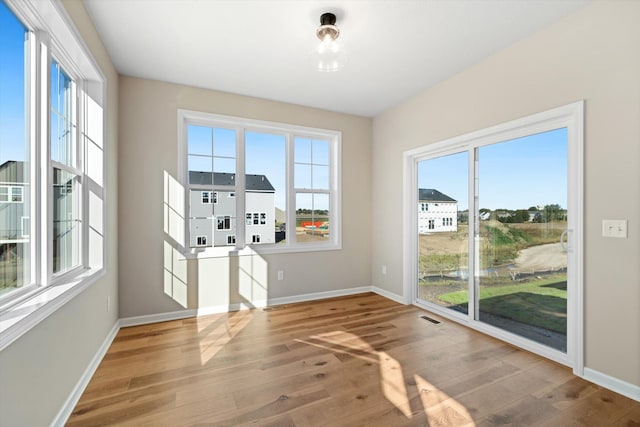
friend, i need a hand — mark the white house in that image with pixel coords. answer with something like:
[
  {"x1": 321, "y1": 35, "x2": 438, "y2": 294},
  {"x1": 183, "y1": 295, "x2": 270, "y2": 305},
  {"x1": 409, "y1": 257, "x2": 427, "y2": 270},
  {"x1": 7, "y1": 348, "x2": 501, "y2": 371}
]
[
  {"x1": 188, "y1": 172, "x2": 275, "y2": 247},
  {"x1": 418, "y1": 188, "x2": 458, "y2": 233}
]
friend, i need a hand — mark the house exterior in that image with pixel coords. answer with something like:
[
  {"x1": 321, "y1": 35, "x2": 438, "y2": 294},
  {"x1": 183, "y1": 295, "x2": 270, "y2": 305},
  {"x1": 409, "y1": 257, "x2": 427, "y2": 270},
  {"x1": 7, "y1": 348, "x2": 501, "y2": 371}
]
[
  {"x1": 0, "y1": 161, "x2": 28, "y2": 241},
  {"x1": 0, "y1": 161, "x2": 29, "y2": 288},
  {"x1": 418, "y1": 188, "x2": 457, "y2": 233},
  {"x1": 188, "y1": 172, "x2": 276, "y2": 247}
]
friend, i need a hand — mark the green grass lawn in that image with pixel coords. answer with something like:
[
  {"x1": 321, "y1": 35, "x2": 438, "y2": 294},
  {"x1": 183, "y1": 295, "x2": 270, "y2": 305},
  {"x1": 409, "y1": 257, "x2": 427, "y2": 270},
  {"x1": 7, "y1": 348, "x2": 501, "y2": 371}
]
[{"x1": 438, "y1": 276, "x2": 567, "y2": 334}]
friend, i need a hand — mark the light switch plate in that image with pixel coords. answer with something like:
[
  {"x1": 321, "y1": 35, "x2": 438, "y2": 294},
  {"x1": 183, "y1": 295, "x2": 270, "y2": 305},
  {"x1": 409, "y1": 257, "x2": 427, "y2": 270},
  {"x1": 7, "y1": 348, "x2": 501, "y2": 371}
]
[{"x1": 602, "y1": 219, "x2": 627, "y2": 238}]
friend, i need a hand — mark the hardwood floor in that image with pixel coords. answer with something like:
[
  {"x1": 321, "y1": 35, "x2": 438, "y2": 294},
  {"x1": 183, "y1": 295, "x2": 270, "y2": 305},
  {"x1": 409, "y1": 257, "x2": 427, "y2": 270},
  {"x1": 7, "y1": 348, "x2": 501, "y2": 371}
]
[{"x1": 68, "y1": 293, "x2": 640, "y2": 426}]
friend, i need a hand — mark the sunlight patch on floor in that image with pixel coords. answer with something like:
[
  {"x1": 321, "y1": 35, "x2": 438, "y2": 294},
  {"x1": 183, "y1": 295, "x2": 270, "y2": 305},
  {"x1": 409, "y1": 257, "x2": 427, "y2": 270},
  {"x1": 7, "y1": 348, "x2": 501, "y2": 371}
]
[
  {"x1": 296, "y1": 330, "x2": 476, "y2": 423},
  {"x1": 196, "y1": 310, "x2": 254, "y2": 365}
]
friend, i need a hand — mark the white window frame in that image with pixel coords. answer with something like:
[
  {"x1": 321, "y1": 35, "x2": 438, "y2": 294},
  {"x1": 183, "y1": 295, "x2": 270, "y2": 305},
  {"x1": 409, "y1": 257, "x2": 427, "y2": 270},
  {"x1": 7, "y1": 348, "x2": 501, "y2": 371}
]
[
  {"x1": 403, "y1": 101, "x2": 584, "y2": 374},
  {"x1": 201, "y1": 191, "x2": 211, "y2": 204},
  {"x1": 0, "y1": 0, "x2": 107, "y2": 352},
  {"x1": 178, "y1": 110, "x2": 342, "y2": 257},
  {"x1": 216, "y1": 215, "x2": 231, "y2": 231},
  {"x1": 11, "y1": 186, "x2": 23, "y2": 202}
]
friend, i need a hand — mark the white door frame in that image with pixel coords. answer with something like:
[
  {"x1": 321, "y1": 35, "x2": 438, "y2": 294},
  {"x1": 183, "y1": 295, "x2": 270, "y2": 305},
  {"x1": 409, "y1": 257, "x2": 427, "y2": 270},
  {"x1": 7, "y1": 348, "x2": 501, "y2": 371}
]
[{"x1": 402, "y1": 101, "x2": 584, "y2": 375}]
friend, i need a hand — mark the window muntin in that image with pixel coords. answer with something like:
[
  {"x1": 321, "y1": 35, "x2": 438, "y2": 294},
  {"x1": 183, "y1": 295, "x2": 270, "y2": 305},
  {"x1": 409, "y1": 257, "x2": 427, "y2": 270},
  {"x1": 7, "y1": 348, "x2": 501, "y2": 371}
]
[{"x1": 180, "y1": 111, "x2": 340, "y2": 254}]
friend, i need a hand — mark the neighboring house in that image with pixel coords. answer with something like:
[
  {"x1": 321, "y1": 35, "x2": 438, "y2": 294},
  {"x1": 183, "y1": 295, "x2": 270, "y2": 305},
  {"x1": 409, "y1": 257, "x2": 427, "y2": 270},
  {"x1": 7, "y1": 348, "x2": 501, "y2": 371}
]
[
  {"x1": 418, "y1": 188, "x2": 457, "y2": 233},
  {"x1": 0, "y1": 161, "x2": 28, "y2": 241},
  {"x1": 188, "y1": 172, "x2": 275, "y2": 247},
  {"x1": 479, "y1": 211, "x2": 491, "y2": 221}
]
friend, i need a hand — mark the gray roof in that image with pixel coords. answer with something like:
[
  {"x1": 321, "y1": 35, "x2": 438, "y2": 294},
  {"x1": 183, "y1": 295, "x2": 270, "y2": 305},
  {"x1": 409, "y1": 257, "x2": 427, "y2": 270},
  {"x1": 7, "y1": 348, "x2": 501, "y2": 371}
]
[
  {"x1": 0, "y1": 161, "x2": 26, "y2": 184},
  {"x1": 418, "y1": 188, "x2": 456, "y2": 203},
  {"x1": 188, "y1": 171, "x2": 275, "y2": 192}
]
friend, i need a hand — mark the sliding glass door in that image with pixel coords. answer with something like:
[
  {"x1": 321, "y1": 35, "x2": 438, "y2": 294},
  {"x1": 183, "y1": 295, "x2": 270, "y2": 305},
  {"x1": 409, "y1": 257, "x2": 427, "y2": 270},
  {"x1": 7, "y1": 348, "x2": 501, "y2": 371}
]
[
  {"x1": 417, "y1": 152, "x2": 469, "y2": 315},
  {"x1": 411, "y1": 102, "x2": 582, "y2": 365},
  {"x1": 475, "y1": 129, "x2": 568, "y2": 352}
]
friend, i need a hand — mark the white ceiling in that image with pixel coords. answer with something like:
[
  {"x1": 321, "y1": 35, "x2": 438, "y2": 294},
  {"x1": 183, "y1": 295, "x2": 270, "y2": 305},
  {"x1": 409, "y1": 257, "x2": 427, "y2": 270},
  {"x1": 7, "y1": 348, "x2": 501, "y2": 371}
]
[{"x1": 83, "y1": 0, "x2": 589, "y2": 117}]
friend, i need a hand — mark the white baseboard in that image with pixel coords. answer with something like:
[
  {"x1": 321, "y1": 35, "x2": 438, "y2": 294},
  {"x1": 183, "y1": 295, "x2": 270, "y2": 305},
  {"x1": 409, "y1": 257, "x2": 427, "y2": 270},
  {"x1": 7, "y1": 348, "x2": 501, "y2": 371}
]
[
  {"x1": 119, "y1": 286, "x2": 376, "y2": 328},
  {"x1": 583, "y1": 367, "x2": 640, "y2": 402},
  {"x1": 52, "y1": 320, "x2": 120, "y2": 427},
  {"x1": 371, "y1": 286, "x2": 407, "y2": 305},
  {"x1": 119, "y1": 308, "x2": 197, "y2": 328},
  {"x1": 265, "y1": 286, "x2": 373, "y2": 307}
]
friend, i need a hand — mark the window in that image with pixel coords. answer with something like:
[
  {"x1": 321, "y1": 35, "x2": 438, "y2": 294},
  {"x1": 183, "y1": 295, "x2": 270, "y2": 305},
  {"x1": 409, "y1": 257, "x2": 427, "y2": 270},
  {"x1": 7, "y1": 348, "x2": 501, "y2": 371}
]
[
  {"x1": 11, "y1": 187, "x2": 22, "y2": 202},
  {"x1": 0, "y1": 0, "x2": 106, "y2": 341},
  {"x1": 0, "y1": 186, "x2": 23, "y2": 203},
  {"x1": 196, "y1": 236, "x2": 207, "y2": 246},
  {"x1": 428, "y1": 220, "x2": 435, "y2": 230},
  {"x1": 217, "y1": 216, "x2": 231, "y2": 230},
  {"x1": 201, "y1": 191, "x2": 211, "y2": 204},
  {"x1": 180, "y1": 110, "x2": 341, "y2": 254},
  {"x1": 227, "y1": 235, "x2": 236, "y2": 245}
]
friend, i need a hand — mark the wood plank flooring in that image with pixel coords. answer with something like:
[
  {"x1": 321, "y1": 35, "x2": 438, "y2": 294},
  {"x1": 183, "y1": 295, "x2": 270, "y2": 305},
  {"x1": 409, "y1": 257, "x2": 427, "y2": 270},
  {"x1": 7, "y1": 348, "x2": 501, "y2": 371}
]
[{"x1": 68, "y1": 293, "x2": 640, "y2": 426}]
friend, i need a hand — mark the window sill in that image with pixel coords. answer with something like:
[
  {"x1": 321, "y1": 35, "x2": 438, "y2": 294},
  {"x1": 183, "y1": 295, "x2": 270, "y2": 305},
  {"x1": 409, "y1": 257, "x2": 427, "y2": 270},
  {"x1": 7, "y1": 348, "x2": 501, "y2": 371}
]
[
  {"x1": 181, "y1": 242, "x2": 342, "y2": 260},
  {"x1": 0, "y1": 267, "x2": 106, "y2": 352}
]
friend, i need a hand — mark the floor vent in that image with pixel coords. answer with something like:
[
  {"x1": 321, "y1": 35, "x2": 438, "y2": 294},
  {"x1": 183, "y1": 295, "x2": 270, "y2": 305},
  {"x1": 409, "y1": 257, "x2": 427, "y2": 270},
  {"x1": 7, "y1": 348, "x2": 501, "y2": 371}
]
[
  {"x1": 263, "y1": 306, "x2": 286, "y2": 312},
  {"x1": 421, "y1": 316, "x2": 441, "y2": 324}
]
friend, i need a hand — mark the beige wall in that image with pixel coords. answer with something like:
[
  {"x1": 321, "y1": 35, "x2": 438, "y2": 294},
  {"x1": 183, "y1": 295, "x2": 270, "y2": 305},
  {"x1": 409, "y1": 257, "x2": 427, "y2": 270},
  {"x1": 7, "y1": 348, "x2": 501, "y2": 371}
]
[
  {"x1": 118, "y1": 76, "x2": 372, "y2": 318},
  {"x1": 372, "y1": 0, "x2": 640, "y2": 387},
  {"x1": 0, "y1": 1, "x2": 119, "y2": 426}
]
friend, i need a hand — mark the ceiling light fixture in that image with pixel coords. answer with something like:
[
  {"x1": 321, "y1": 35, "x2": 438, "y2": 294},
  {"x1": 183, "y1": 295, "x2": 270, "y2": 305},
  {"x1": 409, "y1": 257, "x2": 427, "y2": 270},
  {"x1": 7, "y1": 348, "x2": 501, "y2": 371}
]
[{"x1": 315, "y1": 12, "x2": 345, "y2": 72}]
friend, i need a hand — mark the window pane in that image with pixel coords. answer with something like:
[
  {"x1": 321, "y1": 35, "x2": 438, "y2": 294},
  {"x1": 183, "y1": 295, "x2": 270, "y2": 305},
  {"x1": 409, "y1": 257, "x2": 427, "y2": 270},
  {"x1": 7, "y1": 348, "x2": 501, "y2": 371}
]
[
  {"x1": 189, "y1": 189, "x2": 212, "y2": 248},
  {"x1": 294, "y1": 137, "x2": 312, "y2": 163},
  {"x1": 213, "y1": 128, "x2": 236, "y2": 158},
  {"x1": 245, "y1": 131, "x2": 285, "y2": 244},
  {"x1": 51, "y1": 61, "x2": 76, "y2": 167},
  {"x1": 188, "y1": 189, "x2": 236, "y2": 248},
  {"x1": 416, "y1": 152, "x2": 469, "y2": 315},
  {"x1": 312, "y1": 165, "x2": 329, "y2": 190},
  {"x1": 188, "y1": 125, "x2": 212, "y2": 156},
  {"x1": 294, "y1": 164, "x2": 311, "y2": 189},
  {"x1": 312, "y1": 140, "x2": 329, "y2": 165},
  {"x1": 213, "y1": 157, "x2": 235, "y2": 175},
  {"x1": 188, "y1": 155, "x2": 213, "y2": 186},
  {"x1": 295, "y1": 138, "x2": 330, "y2": 190},
  {"x1": 53, "y1": 168, "x2": 81, "y2": 274},
  {"x1": 188, "y1": 126, "x2": 237, "y2": 184},
  {"x1": 477, "y1": 129, "x2": 568, "y2": 351},
  {"x1": 0, "y1": 2, "x2": 30, "y2": 294},
  {"x1": 296, "y1": 193, "x2": 330, "y2": 243}
]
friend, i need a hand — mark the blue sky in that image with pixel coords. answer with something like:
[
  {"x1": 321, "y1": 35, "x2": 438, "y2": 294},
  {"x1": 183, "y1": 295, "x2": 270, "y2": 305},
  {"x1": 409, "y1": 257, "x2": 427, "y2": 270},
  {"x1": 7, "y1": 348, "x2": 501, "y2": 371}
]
[
  {"x1": 418, "y1": 128, "x2": 568, "y2": 210},
  {"x1": 0, "y1": 1, "x2": 27, "y2": 166}
]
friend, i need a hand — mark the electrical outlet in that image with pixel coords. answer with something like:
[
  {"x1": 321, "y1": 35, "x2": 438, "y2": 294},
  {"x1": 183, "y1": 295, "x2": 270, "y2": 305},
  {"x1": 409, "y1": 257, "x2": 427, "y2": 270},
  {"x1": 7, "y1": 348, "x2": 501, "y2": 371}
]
[
  {"x1": 107, "y1": 296, "x2": 111, "y2": 312},
  {"x1": 277, "y1": 270, "x2": 284, "y2": 281},
  {"x1": 382, "y1": 265, "x2": 387, "y2": 275}
]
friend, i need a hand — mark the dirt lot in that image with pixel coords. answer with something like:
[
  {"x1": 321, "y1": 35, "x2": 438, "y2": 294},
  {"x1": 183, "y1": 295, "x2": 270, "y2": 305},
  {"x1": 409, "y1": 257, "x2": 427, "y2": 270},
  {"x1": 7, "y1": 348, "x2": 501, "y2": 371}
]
[{"x1": 419, "y1": 225, "x2": 469, "y2": 255}]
